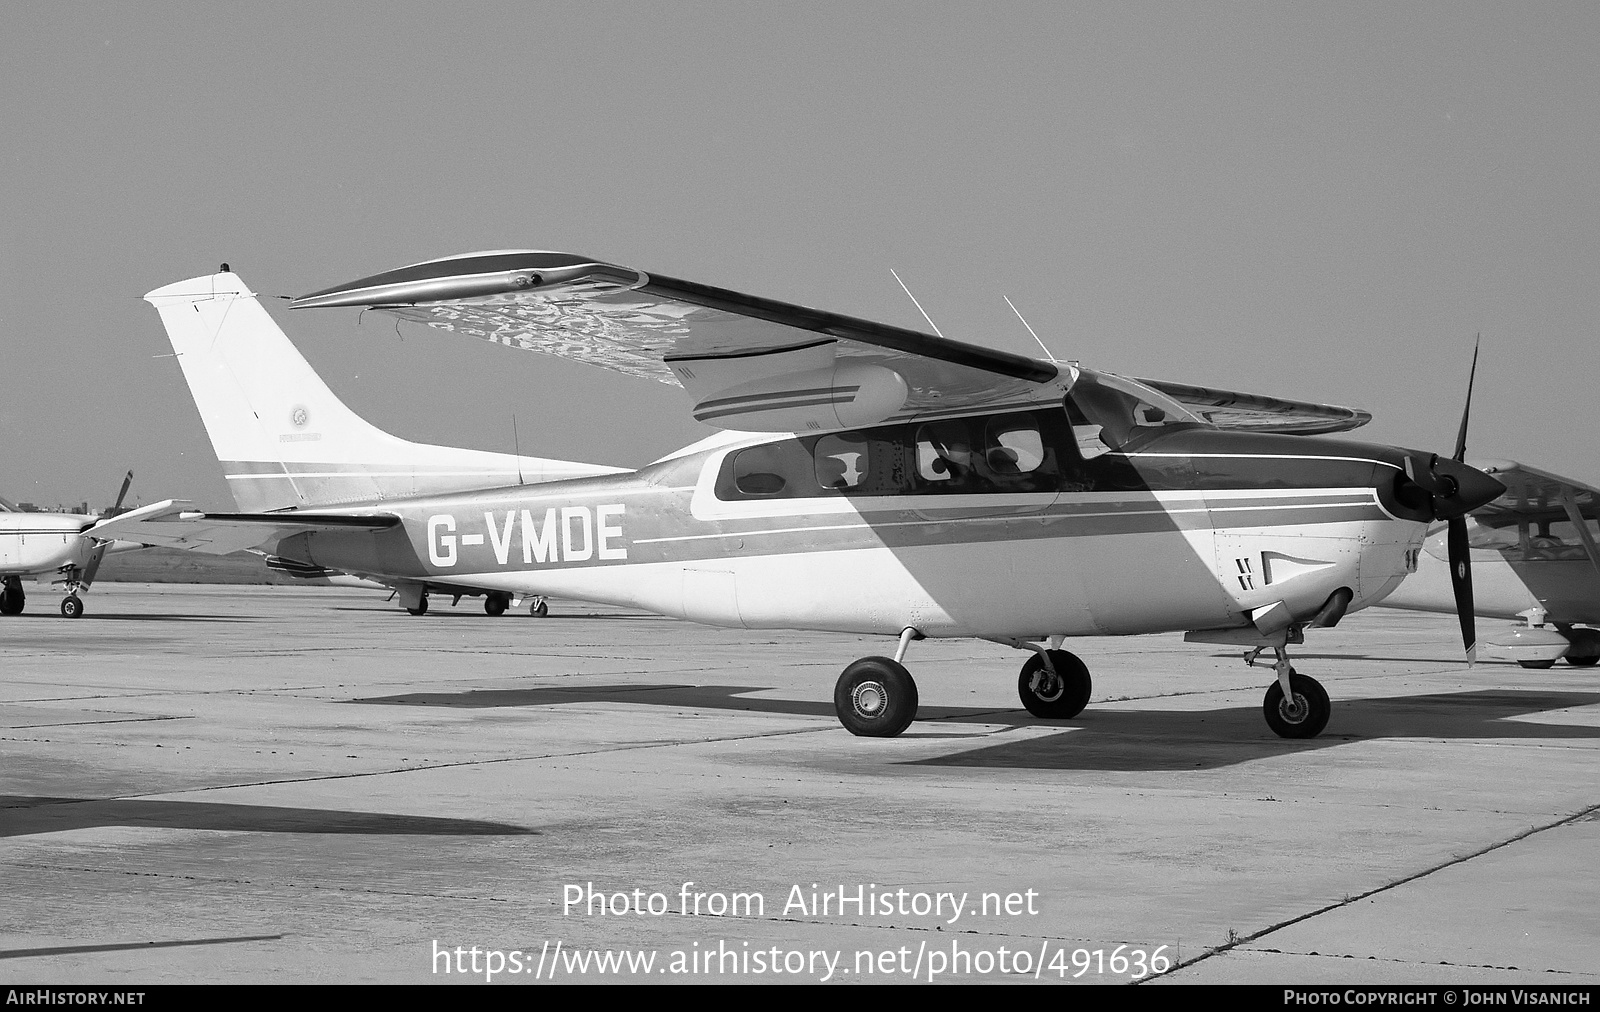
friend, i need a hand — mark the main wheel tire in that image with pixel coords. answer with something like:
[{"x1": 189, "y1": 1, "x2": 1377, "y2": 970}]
[
  {"x1": 1262, "y1": 670, "x2": 1331, "y2": 739},
  {"x1": 1017, "y1": 650, "x2": 1092, "y2": 719},
  {"x1": 834, "y1": 657, "x2": 918, "y2": 737},
  {"x1": 60, "y1": 595, "x2": 84, "y2": 619},
  {"x1": 1565, "y1": 654, "x2": 1599, "y2": 667},
  {"x1": 1518, "y1": 659, "x2": 1556, "y2": 669},
  {"x1": 0, "y1": 590, "x2": 22, "y2": 616},
  {"x1": 484, "y1": 594, "x2": 509, "y2": 616},
  {"x1": 406, "y1": 595, "x2": 429, "y2": 617}
]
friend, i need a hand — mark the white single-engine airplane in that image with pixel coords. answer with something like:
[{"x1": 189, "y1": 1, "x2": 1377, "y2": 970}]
[
  {"x1": 0, "y1": 473, "x2": 142, "y2": 617},
  {"x1": 109, "y1": 253, "x2": 1505, "y2": 739},
  {"x1": 1380, "y1": 460, "x2": 1600, "y2": 668}
]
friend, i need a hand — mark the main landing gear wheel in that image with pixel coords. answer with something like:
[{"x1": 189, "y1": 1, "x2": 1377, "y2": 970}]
[
  {"x1": 59, "y1": 595, "x2": 84, "y2": 619},
  {"x1": 407, "y1": 594, "x2": 429, "y2": 617},
  {"x1": 834, "y1": 657, "x2": 918, "y2": 737},
  {"x1": 0, "y1": 579, "x2": 24, "y2": 616},
  {"x1": 1017, "y1": 649, "x2": 1092, "y2": 719},
  {"x1": 1263, "y1": 670, "x2": 1331, "y2": 739},
  {"x1": 484, "y1": 593, "x2": 510, "y2": 616}
]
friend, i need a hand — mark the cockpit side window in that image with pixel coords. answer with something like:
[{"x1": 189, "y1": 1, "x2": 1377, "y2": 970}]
[{"x1": 815, "y1": 433, "x2": 870, "y2": 490}]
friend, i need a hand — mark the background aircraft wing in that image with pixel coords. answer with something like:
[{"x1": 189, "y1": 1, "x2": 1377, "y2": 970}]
[
  {"x1": 86, "y1": 500, "x2": 400, "y2": 556},
  {"x1": 1469, "y1": 460, "x2": 1600, "y2": 538},
  {"x1": 292, "y1": 250, "x2": 1368, "y2": 434}
]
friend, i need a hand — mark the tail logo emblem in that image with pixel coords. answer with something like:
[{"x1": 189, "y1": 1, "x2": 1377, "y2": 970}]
[{"x1": 290, "y1": 406, "x2": 309, "y2": 428}]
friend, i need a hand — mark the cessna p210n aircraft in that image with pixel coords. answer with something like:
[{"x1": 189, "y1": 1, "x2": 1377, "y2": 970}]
[
  {"x1": 110, "y1": 253, "x2": 1505, "y2": 740},
  {"x1": 0, "y1": 473, "x2": 140, "y2": 617}
]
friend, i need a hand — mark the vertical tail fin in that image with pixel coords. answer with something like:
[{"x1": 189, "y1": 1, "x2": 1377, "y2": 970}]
[{"x1": 145, "y1": 269, "x2": 622, "y2": 511}]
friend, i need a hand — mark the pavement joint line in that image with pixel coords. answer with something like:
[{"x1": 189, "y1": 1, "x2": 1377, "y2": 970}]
[
  {"x1": 6, "y1": 723, "x2": 853, "y2": 799},
  {"x1": 1144, "y1": 798, "x2": 1600, "y2": 982},
  {"x1": 0, "y1": 861, "x2": 514, "y2": 902},
  {"x1": 2, "y1": 716, "x2": 193, "y2": 729},
  {"x1": 1245, "y1": 945, "x2": 1594, "y2": 977},
  {"x1": 0, "y1": 935, "x2": 286, "y2": 961}
]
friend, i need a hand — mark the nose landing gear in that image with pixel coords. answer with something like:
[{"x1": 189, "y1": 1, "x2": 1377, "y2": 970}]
[{"x1": 1248, "y1": 645, "x2": 1330, "y2": 739}]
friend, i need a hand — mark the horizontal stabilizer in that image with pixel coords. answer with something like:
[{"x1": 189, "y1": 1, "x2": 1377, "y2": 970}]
[{"x1": 85, "y1": 500, "x2": 399, "y2": 556}]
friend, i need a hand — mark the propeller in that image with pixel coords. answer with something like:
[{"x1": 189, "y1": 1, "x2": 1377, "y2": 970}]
[
  {"x1": 1404, "y1": 342, "x2": 1499, "y2": 664},
  {"x1": 1448, "y1": 343, "x2": 1480, "y2": 664},
  {"x1": 80, "y1": 471, "x2": 134, "y2": 590}
]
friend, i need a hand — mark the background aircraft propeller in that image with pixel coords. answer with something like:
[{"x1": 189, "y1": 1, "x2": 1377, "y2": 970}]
[{"x1": 80, "y1": 470, "x2": 133, "y2": 589}]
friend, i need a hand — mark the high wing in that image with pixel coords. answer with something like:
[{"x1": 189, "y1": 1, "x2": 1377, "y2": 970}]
[
  {"x1": 85, "y1": 500, "x2": 400, "y2": 555},
  {"x1": 1468, "y1": 460, "x2": 1600, "y2": 571},
  {"x1": 1136, "y1": 378, "x2": 1371, "y2": 436},
  {"x1": 292, "y1": 250, "x2": 1370, "y2": 435}
]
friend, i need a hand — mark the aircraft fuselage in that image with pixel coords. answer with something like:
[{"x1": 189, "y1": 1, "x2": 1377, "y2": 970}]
[{"x1": 275, "y1": 412, "x2": 1436, "y2": 641}]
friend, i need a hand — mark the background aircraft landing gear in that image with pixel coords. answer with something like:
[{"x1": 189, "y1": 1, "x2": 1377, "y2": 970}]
[
  {"x1": 0, "y1": 578, "x2": 24, "y2": 616},
  {"x1": 484, "y1": 592, "x2": 510, "y2": 616},
  {"x1": 1017, "y1": 649, "x2": 1092, "y2": 719},
  {"x1": 60, "y1": 595, "x2": 84, "y2": 619},
  {"x1": 1561, "y1": 627, "x2": 1600, "y2": 667}
]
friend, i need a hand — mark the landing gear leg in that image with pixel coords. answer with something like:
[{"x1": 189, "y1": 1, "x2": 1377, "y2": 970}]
[
  {"x1": 397, "y1": 582, "x2": 428, "y2": 616},
  {"x1": 0, "y1": 577, "x2": 24, "y2": 616},
  {"x1": 1255, "y1": 646, "x2": 1330, "y2": 739},
  {"x1": 833, "y1": 627, "x2": 921, "y2": 737}
]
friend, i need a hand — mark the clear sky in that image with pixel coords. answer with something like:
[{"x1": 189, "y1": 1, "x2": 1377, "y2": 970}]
[{"x1": 3, "y1": 2, "x2": 1597, "y2": 509}]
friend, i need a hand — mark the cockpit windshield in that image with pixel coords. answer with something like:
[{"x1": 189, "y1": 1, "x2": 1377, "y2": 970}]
[{"x1": 1064, "y1": 370, "x2": 1204, "y2": 458}]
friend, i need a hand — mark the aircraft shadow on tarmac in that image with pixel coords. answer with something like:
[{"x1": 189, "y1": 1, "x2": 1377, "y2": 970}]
[
  {"x1": 352, "y1": 685, "x2": 1600, "y2": 772},
  {"x1": 0, "y1": 796, "x2": 534, "y2": 839}
]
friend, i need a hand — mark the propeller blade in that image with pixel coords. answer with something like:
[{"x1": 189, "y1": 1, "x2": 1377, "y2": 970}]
[
  {"x1": 1447, "y1": 515, "x2": 1476, "y2": 664},
  {"x1": 1452, "y1": 338, "x2": 1479, "y2": 463},
  {"x1": 112, "y1": 470, "x2": 134, "y2": 512},
  {"x1": 80, "y1": 542, "x2": 109, "y2": 590}
]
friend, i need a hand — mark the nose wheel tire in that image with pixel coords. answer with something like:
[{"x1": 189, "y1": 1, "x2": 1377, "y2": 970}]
[
  {"x1": 1262, "y1": 670, "x2": 1331, "y2": 739},
  {"x1": 1017, "y1": 650, "x2": 1092, "y2": 719},
  {"x1": 530, "y1": 598, "x2": 549, "y2": 617},
  {"x1": 834, "y1": 657, "x2": 918, "y2": 737},
  {"x1": 59, "y1": 595, "x2": 84, "y2": 619}
]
